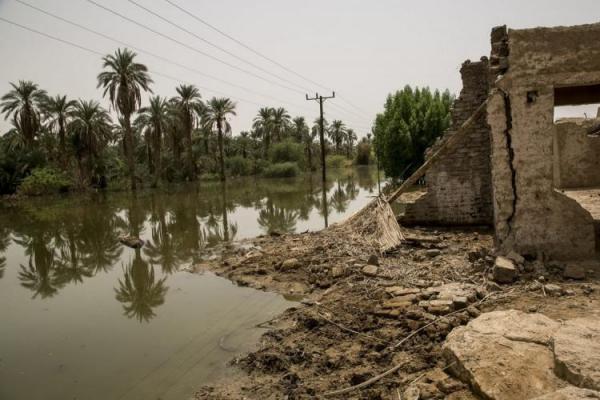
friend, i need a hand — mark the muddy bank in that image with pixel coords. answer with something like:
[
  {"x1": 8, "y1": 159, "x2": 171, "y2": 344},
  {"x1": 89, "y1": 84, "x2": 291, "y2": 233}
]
[{"x1": 193, "y1": 224, "x2": 599, "y2": 399}]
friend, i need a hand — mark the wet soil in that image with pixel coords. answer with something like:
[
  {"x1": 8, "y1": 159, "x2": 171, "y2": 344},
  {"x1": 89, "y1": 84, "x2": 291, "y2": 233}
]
[{"x1": 193, "y1": 225, "x2": 600, "y2": 399}]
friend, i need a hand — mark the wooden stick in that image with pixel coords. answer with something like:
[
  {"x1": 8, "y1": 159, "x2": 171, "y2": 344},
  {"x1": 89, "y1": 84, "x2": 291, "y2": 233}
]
[{"x1": 386, "y1": 99, "x2": 488, "y2": 204}]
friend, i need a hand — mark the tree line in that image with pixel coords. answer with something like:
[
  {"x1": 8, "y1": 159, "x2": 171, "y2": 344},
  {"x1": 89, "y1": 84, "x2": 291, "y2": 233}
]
[{"x1": 0, "y1": 48, "x2": 370, "y2": 195}]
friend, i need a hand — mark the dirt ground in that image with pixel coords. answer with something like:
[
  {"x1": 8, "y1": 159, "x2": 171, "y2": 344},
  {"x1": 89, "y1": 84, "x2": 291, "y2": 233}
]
[{"x1": 192, "y1": 222, "x2": 600, "y2": 399}]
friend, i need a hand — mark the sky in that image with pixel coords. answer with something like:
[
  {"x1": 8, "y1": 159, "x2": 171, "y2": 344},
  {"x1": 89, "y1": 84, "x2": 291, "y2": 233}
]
[{"x1": 1, "y1": 0, "x2": 600, "y2": 137}]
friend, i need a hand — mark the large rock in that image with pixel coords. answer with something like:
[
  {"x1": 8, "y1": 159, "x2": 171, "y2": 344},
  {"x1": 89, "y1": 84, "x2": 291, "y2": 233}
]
[
  {"x1": 552, "y1": 318, "x2": 600, "y2": 390},
  {"x1": 443, "y1": 310, "x2": 563, "y2": 400},
  {"x1": 531, "y1": 386, "x2": 600, "y2": 399}
]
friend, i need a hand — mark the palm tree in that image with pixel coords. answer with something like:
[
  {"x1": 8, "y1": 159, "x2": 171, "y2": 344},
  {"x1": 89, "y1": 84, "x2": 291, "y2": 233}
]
[
  {"x1": 239, "y1": 131, "x2": 250, "y2": 158},
  {"x1": 41, "y1": 94, "x2": 77, "y2": 168},
  {"x1": 202, "y1": 97, "x2": 237, "y2": 181},
  {"x1": 136, "y1": 96, "x2": 168, "y2": 187},
  {"x1": 303, "y1": 122, "x2": 318, "y2": 171},
  {"x1": 271, "y1": 107, "x2": 291, "y2": 142},
  {"x1": 68, "y1": 100, "x2": 112, "y2": 186},
  {"x1": 292, "y1": 116, "x2": 308, "y2": 143},
  {"x1": 97, "y1": 48, "x2": 153, "y2": 191},
  {"x1": 328, "y1": 120, "x2": 346, "y2": 154},
  {"x1": 0, "y1": 81, "x2": 47, "y2": 149},
  {"x1": 253, "y1": 107, "x2": 273, "y2": 156},
  {"x1": 172, "y1": 84, "x2": 203, "y2": 180},
  {"x1": 345, "y1": 128, "x2": 357, "y2": 159}
]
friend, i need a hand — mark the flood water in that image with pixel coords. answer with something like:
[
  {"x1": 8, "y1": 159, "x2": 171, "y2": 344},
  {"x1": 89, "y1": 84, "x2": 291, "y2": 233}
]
[{"x1": 0, "y1": 167, "x2": 381, "y2": 400}]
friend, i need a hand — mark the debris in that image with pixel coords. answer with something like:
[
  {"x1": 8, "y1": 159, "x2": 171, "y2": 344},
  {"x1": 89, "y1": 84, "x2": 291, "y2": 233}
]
[
  {"x1": 281, "y1": 258, "x2": 301, "y2": 271},
  {"x1": 361, "y1": 264, "x2": 379, "y2": 277},
  {"x1": 493, "y1": 256, "x2": 517, "y2": 283},
  {"x1": 544, "y1": 284, "x2": 563, "y2": 296},
  {"x1": 505, "y1": 250, "x2": 525, "y2": 265},
  {"x1": 330, "y1": 265, "x2": 346, "y2": 278},
  {"x1": 426, "y1": 249, "x2": 441, "y2": 258},
  {"x1": 367, "y1": 254, "x2": 379, "y2": 266},
  {"x1": 563, "y1": 265, "x2": 586, "y2": 280},
  {"x1": 530, "y1": 386, "x2": 600, "y2": 399}
]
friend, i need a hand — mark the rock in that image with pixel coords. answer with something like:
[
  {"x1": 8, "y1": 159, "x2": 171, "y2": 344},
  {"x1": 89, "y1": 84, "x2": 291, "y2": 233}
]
[
  {"x1": 531, "y1": 387, "x2": 600, "y2": 399},
  {"x1": 383, "y1": 295, "x2": 418, "y2": 308},
  {"x1": 362, "y1": 264, "x2": 378, "y2": 277},
  {"x1": 427, "y1": 299, "x2": 453, "y2": 315},
  {"x1": 443, "y1": 310, "x2": 563, "y2": 400},
  {"x1": 367, "y1": 254, "x2": 379, "y2": 266},
  {"x1": 563, "y1": 265, "x2": 586, "y2": 280},
  {"x1": 281, "y1": 258, "x2": 301, "y2": 271},
  {"x1": 119, "y1": 235, "x2": 144, "y2": 249},
  {"x1": 552, "y1": 318, "x2": 600, "y2": 390},
  {"x1": 544, "y1": 284, "x2": 563, "y2": 296},
  {"x1": 506, "y1": 250, "x2": 525, "y2": 265},
  {"x1": 452, "y1": 296, "x2": 468, "y2": 309},
  {"x1": 493, "y1": 256, "x2": 517, "y2": 283},
  {"x1": 426, "y1": 249, "x2": 441, "y2": 258},
  {"x1": 330, "y1": 265, "x2": 346, "y2": 278}
]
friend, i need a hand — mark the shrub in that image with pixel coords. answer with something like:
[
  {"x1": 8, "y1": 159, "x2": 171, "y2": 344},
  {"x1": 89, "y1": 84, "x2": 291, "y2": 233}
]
[
  {"x1": 18, "y1": 167, "x2": 71, "y2": 196},
  {"x1": 355, "y1": 142, "x2": 372, "y2": 165},
  {"x1": 263, "y1": 162, "x2": 299, "y2": 178},
  {"x1": 270, "y1": 141, "x2": 305, "y2": 167},
  {"x1": 326, "y1": 154, "x2": 349, "y2": 169},
  {"x1": 226, "y1": 156, "x2": 253, "y2": 176}
]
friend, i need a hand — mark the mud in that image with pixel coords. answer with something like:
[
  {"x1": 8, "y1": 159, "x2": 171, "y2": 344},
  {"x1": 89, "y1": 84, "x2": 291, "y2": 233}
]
[{"x1": 193, "y1": 225, "x2": 600, "y2": 399}]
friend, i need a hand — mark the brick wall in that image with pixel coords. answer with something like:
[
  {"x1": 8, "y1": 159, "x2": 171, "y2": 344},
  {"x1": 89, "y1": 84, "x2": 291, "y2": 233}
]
[{"x1": 399, "y1": 59, "x2": 493, "y2": 226}]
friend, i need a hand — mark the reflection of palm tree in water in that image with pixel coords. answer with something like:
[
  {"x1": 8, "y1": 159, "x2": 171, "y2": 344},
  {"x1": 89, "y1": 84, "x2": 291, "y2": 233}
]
[
  {"x1": 16, "y1": 234, "x2": 63, "y2": 299},
  {"x1": 257, "y1": 198, "x2": 299, "y2": 234},
  {"x1": 115, "y1": 248, "x2": 168, "y2": 322},
  {"x1": 330, "y1": 180, "x2": 350, "y2": 213},
  {"x1": 145, "y1": 195, "x2": 181, "y2": 274},
  {"x1": 199, "y1": 183, "x2": 238, "y2": 248},
  {"x1": 0, "y1": 226, "x2": 9, "y2": 279}
]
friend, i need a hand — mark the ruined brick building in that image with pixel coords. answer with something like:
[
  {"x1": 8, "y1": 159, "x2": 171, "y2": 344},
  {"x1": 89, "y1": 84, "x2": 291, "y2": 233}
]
[{"x1": 399, "y1": 23, "x2": 600, "y2": 261}]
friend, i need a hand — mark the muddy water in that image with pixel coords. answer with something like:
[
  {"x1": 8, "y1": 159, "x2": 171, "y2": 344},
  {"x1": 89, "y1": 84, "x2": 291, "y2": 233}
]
[{"x1": 0, "y1": 167, "x2": 380, "y2": 400}]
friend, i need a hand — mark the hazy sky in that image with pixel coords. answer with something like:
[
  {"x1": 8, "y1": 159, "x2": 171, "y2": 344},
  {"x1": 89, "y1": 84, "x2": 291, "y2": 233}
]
[{"x1": 1, "y1": 0, "x2": 600, "y2": 137}]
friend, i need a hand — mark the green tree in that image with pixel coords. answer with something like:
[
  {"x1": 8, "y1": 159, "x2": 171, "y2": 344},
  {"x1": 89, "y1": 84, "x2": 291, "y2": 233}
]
[
  {"x1": 271, "y1": 107, "x2": 290, "y2": 142},
  {"x1": 136, "y1": 96, "x2": 168, "y2": 187},
  {"x1": 41, "y1": 94, "x2": 77, "y2": 169},
  {"x1": 172, "y1": 84, "x2": 203, "y2": 180},
  {"x1": 253, "y1": 107, "x2": 273, "y2": 156},
  {"x1": 68, "y1": 100, "x2": 112, "y2": 186},
  {"x1": 97, "y1": 48, "x2": 153, "y2": 190},
  {"x1": 345, "y1": 128, "x2": 357, "y2": 159},
  {"x1": 328, "y1": 120, "x2": 346, "y2": 154},
  {"x1": 202, "y1": 97, "x2": 237, "y2": 181},
  {"x1": 1, "y1": 81, "x2": 47, "y2": 149},
  {"x1": 373, "y1": 85, "x2": 453, "y2": 178}
]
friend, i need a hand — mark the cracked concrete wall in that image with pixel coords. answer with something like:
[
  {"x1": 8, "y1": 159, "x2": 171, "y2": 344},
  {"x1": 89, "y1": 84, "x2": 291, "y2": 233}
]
[
  {"x1": 553, "y1": 119, "x2": 600, "y2": 189},
  {"x1": 400, "y1": 60, "x2": 493, "y2": 226},
  {"x1": 488, "y1": 23, "x2": 600, "y2": 260}
]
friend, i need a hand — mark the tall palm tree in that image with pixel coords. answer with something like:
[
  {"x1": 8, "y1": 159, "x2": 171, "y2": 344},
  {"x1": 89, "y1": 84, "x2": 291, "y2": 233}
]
[
  {"x1": 345, "y1": 128, "x2": 357, "y2": 159},
  {"x1": 202, "y1": 97, "x2": 237, "y2": 181},
  {"x1": 303, "y1": 121, "x2": 318, "y2": 171},
  {"x1": 41, "y1": 94, "x2": 77, "y2": 168},
  {"x1": 136, "y1": 96, "x2": 168, "y2": 187},
  {"x1": 328, "y1": 120, "x2": 346, "y2": 154},
  {"x1": 271, "y1": 107, "x2": 291, "y2": 142},
  {"x1": 68, "y1": 100, "x2": 112, "y2": 186},
  {"x1": 172, "y1": 84, "x2": 203, "y2": 180},
  {"x1": 239, "y1": 130, "x2": 250, "y2": 158},
  {"x1": 292, "y1": 116, "x2": 308, "y2": 143},
  {"x1": 0, "y1": 81, "x2": 47, "y2": 149},
  {"x1": 97, "y1": 48, "x2": 153, "y2": 191},
  {"x1": 253, "y1": 107, "x2": 273, "y2": 156}
]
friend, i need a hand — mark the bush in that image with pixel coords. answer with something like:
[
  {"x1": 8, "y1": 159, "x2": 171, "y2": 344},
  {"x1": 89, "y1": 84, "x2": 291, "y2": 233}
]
[
  {"x1": 18, "y1": 167, "x2": 71, "y2": 196},
  {"x1": 270, "y1": 141, "x2": 305, "y2": 167},
  {"x1": 226, "y1": 156, "x2": 253, "y2": 176},
  {"x1": 326, "y1": 154, "x2": 349, "y2": 169},
  {"x1": 263, "y1": 162, "x2": 299, "y2": 178},
  {"x1": 355, "y1": 142, "x2": 372, "y2": 165}
]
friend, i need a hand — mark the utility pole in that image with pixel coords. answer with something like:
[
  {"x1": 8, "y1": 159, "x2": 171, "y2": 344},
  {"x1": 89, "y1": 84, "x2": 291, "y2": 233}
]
[{"x1": 306, "y1": 92, "x2": 335, "y2": 184}]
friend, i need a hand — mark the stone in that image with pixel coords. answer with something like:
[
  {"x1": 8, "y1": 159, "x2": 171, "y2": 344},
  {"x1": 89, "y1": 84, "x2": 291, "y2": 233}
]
[
  {"x1": 119, "y1": 235, "x2": 144, "y2": 249},
  {"x1": 281, "y1": 258, "x2": 301, "y2": 271},
  {"x1": 552, "y1": 318, "x2": 600, "y2": 390},
  {"x1": 443, "y1": 310, "x2": 563, "y2": 400},
  {"x1": 493, "y1": 256, "x2": 517, "y2": 283},
  {"x1": 361, "y1": 264, "x2": 378, "y2": 277},
  {"x1": 531, "y1": 387, "x2": 600, "y2": 399},
  {"x1": 426, "y1": 249, "x2": 441, "y2": 258},
  {"x1": 428, "y1": 299, "x2": 453, "y2": 315},
  {"x1": 544, "y1": 284, "x2": 563, "y2": 296},
  {"x1": 452, "y1": 296, "x2": 468, "y2": 309},
  {"x1": 506, "y1": 250, "x2": 525, "y2": 265},
  {"x1": 367, "y1": 254, "x2": 379, "y2": 266},
  {"x1": 563, "y1": 265, "x2": 586, "y2": 280},
  {"x1": 330, "y1": 265, "x2": 346, "y2": 278},
  {"x1": 383, "y1": 296, "x2": 416, "y2": 309}
]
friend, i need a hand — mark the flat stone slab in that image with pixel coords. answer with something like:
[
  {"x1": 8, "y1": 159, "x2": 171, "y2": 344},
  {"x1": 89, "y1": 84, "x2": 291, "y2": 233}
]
[
  {"x1": 553, "y1": 318, "x2": 600, "y2": 390},
  {"x1": 531, "y1": 386, "x2": 600, "y2": 399},
  {"x1": 468, "y1": 310, "x2": 559, "y2": 345}
]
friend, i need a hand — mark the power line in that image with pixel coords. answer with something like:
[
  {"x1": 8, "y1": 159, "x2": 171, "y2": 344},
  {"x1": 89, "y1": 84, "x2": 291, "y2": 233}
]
[
  {"x1": 12, "y1": 0, "x2": 314, "y2": 114},
  {"x1": 84, "y1": 0, "x2": 305, "y2": 95},
  {"x1": 161, "y1": 0, "x2": 373, "y2": 121},
  {"x1": 126, "y1": 0, "x2": 308, "y2": 93}
]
